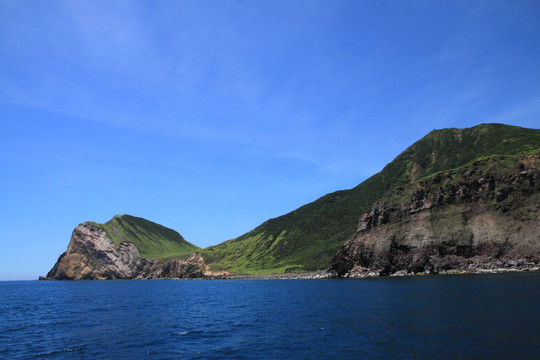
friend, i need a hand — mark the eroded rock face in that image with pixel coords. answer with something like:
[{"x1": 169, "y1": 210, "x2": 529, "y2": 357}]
[
  {"x1": 45, "y1": 223, "x2": 206, "y2": 280},
  {"x1": 143, "y1": 253, "x2": 206, "y2": 279},
  {"x1": 327, "y1": 155, "x2": 540, "y2": 277}
]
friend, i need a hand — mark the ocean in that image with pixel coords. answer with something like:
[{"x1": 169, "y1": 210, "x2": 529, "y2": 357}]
[{"x1": 1, "y1": 272, "x2": 539, "y2": 359}]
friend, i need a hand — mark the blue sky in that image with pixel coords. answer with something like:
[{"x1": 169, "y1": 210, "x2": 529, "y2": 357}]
[{"x1": 1, "y1": 1, "x2": 539, "y2": 280}]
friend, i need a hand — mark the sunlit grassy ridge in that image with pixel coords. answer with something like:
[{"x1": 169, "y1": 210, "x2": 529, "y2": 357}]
[
  {"x1": 84, "y1": 124, "x2": 539, "y2": 274},
  {"x1": 89, "y1": 214, "x2": 200, "y2": 260},
  {"x1": 201, "y1": 123, "x2": 540, "y2": 273}
]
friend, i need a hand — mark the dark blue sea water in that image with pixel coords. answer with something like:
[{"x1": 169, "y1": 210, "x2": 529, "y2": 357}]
[{"x1": 1, "y1": 273, "x2": 539, "y2": 359}]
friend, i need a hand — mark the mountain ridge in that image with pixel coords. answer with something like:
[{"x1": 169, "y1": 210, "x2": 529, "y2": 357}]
[
  {"x1": 201, "y1": 123, "x2": 540, "y2": 273},
  {"x1": 43, "y1": 123, "x2": 540, "y2": 279}
]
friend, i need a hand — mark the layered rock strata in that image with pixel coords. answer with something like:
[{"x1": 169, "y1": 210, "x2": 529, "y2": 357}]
[
  {"x1": 45, "y1": 223, "x2": 205, "y2": 280},
  {"x1": 328, "y1": 155, "x2": 540, "y2": 277}
]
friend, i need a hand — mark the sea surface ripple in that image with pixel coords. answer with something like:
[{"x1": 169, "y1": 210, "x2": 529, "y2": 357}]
[{"x1": 1, "y1": 272, "x2": 539, "y2": 359}]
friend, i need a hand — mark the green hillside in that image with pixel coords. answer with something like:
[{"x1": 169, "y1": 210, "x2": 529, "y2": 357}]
[
  {"x1": 201, "y1": 123, "x2": 540, "y2": 274},
  {"x1": 89, "y1": 214, "x2": 200, "y2": 260}
]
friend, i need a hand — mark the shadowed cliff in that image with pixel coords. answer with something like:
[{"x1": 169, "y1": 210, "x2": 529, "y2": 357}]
[{"x1": 327, "y1": 154, "x2": 540, "y2": 277}]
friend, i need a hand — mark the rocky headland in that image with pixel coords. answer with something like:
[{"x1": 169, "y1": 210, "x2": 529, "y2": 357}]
[{"x1": 44, "y1": 223, "x2": 205, "y2": 280}]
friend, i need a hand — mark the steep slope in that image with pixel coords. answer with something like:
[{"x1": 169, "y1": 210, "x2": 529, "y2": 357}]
[
  {"x1": 202, "y1": 124, "x2": 540, "y2": 274},
  {"x1": 327, "y1": 154, "x2": 540, "y2": 277},
  {"x1": 89, "y1": 214, "x2": 200, "y2": 259},
  {"x1": 45, "y1": 220, "x2": 206, "y2": 280}
]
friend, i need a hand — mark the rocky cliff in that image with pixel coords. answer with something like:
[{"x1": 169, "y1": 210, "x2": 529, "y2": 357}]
[
  {"x1": 201, "y1": 123, "x2": 540, "y2": 274},
  {"x1": 45, "y1": 223, "x2": 206, "y2": 280},
  {"x1": 327, "y1": 154, "x2": 540, "y2": 277}
]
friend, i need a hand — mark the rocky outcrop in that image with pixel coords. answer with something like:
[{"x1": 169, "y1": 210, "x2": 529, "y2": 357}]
[
  {"x1": 143, "y1": 253, "x2": 206, "y2": 279},
  {"x1": 45, "y1": 223, "x2": 206, "y2": 280},
  {"x1": 327, "y1": 155, "x2": 540, "y2": 277}
]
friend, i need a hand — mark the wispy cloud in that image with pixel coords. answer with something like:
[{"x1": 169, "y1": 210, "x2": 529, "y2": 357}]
[{"x1": 1, "y1": 0, "x2": 539, "y2": 180}]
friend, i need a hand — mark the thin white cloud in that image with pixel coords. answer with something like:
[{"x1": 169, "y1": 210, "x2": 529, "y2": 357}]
[{"x1": 1, "y1": 0, "x2": 538, "y2": 184}]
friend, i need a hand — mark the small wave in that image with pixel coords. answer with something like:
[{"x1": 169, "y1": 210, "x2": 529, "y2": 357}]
[
  {"x1": 172, "y1": 331, "x2": 190, "y2": 336},
  {"x1": 34, "y1": 345, "x2": 86, "y2": 357},
  {"x1": 232, "y1": 323, "x2": 248, "y2": 328},
  {"x1": 171, "y1": 330, "x2": 204, "y2": 336}
]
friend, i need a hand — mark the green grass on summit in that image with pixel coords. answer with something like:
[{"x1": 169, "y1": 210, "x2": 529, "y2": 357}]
[{"x1": 89, "y1": 214, "x2": 200, "y2": 260}]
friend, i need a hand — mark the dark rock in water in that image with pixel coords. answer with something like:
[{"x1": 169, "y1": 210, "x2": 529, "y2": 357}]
[
  {"x1": 327, "y1": 155, "x2": 540, "y2": 278},
  {"x1": 45, "y1": 223, "x2": 206, "y2": 280}
]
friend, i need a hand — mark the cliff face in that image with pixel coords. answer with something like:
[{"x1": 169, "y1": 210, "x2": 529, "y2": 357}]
[
  {"x1": 46, "y1": 223, "x2": 205, "y2": 280},
  {"x1": 201, "y1": 123, "x2": 540, "y2": 274},
  {"x1": 143, "y1": 253, "x2": 206, "y2": 279},
  {"x1": 327, "y1": 155, "x2": 540, "y2": 277}
]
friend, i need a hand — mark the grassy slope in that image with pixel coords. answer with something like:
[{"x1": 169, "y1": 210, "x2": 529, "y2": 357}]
[
  {"x1": 89, "y1": 214, "x2": 200, "y2": 260},
  {"x1": 201, "y1": 123, "x2": 540, "y2": 274}
]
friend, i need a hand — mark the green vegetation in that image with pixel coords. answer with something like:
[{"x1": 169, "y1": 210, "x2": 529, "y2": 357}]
[
  {"x1": 86, "y1": 124, "x2": 539, "y2": 274},
  {"x1": 89, "y1": 214, "x2": 200, "y2": 260},
  {"x1": 201, "y1": 123, "x2": 540, "y2": 273},
  {"x1": 378, "y1": 153, "x2": 538, "y2": 242}
]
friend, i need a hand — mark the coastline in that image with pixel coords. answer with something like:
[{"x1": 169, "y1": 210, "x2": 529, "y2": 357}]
[
  {"x1": 334, "y1": 265, "x2": 540, "y2": 279},
  {"x1": 190, "y1": 265, "x2": 540, "y2": 280},
  {"x1": 39, "y1": 264, "x2": 540, "y2": 281}
]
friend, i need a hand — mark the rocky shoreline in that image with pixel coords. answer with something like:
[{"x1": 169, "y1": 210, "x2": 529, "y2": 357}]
[
  {"x1": 335, "y1": 264, "x2": 540, "y2": 279},
  {"x1": 203, "y1": 263, "x2": 540, "y2": 280},
  {"x1": 39, "y1": 258, "x2": 540, "y2": 280},
  {"x1": 200, "y1": 271, "x2": 329, "y2": 280},
  {"x1": 41, "y1": 265, "x2": 540, "y2": 281}
]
